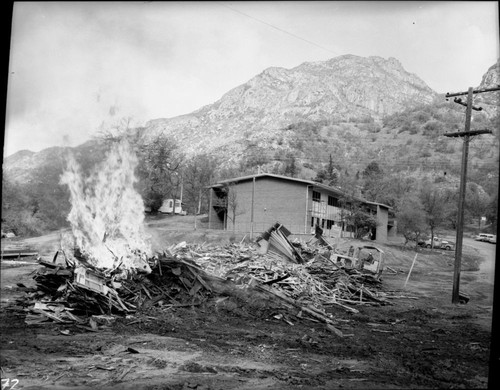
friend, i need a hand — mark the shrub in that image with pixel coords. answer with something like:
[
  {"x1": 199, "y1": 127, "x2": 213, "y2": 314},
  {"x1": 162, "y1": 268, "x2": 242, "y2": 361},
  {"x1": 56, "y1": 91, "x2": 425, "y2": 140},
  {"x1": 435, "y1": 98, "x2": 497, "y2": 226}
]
[
  {"x1": 412, "y1": 110, "x2": 431, "y2": 123},
  {"x1": 398, "y1": 121, "x2": 419, "y2": 134},
  {"x1": 435, "y1": 142, "x2": 455, "y2": 154},
  {"x1": 423, "y1": 120, "x2": 444, "y2": 135}
]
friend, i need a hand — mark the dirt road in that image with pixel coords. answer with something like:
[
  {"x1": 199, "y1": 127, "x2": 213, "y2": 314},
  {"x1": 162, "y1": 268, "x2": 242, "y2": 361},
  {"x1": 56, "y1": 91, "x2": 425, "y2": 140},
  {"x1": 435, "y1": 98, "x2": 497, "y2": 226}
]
[{"x1": 0, "y1": 231, "x2": 494, "y2": 389}]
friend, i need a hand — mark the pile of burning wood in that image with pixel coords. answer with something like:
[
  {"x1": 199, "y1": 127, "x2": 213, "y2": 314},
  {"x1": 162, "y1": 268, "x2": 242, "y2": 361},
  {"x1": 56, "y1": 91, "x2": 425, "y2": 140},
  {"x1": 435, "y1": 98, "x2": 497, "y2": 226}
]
[
  {"x1": 20, "y1": 248, "x2": 218, "y2": 328},
  {"x1": 17, "y1": 222, "x2": 397, "y2": 332}
]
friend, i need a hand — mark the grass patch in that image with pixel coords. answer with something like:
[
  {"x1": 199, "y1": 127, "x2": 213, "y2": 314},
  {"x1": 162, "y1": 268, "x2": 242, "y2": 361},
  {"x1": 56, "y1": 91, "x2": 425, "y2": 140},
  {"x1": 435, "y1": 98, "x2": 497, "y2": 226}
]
[{"x1": 461, "y1": 251, "x2": 482, "y2": 272}]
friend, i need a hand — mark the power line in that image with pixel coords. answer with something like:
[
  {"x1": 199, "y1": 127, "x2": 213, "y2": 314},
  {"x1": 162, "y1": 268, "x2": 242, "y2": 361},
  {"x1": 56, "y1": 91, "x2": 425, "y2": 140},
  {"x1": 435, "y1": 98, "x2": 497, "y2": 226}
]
[
  {"x1": 235, "y1": 151, "x2": 492, "y2": 164},
  {"x1": 237, "y1": 151, "x2": 489, "y2": 164},
  {"x1": 217, "y1": 2, "x2": 339, "y2": 56}
]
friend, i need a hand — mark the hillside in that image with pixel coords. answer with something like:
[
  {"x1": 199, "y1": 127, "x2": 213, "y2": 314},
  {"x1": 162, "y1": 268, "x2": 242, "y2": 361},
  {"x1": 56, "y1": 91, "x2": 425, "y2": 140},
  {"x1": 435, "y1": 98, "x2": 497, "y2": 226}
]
[
  {"x1": 144, "y1": 55, "x2": 438, "y2": 163},
  {"x1": 3, "y1": 140, "x2": 110, "y2": 184}
]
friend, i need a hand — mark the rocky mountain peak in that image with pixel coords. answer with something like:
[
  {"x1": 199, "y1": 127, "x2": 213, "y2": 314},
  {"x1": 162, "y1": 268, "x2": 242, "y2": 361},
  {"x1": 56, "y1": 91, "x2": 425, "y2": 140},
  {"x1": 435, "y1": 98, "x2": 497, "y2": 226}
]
[
  {"x1": 479, "y1": 58, "x2": 500, "y2": 88},
  {"x1": 475, "y1": 58, "x2": 500, "y2": 110},
  {"x1": 144, "y1": 55, "x2": 438, "y2": 159}
]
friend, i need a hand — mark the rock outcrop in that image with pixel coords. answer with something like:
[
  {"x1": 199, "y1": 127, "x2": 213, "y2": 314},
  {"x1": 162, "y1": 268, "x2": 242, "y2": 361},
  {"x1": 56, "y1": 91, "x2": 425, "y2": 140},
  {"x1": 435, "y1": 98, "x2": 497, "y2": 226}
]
[{"x1": 144, "y1": 55, "x2": 438, "y2": 158}]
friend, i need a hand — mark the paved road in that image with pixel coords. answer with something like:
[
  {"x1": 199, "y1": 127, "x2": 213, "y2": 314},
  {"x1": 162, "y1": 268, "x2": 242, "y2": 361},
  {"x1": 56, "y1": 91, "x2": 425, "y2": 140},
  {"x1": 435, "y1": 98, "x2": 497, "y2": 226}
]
[{"x1": 463, "y1": 237, "x2": 497, "y2": 283}]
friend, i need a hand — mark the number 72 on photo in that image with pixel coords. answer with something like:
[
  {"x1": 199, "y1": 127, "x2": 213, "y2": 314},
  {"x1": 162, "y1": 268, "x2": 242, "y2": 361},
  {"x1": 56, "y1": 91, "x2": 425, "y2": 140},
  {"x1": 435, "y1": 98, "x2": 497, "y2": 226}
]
[{"x1": 1, "y1": 378, "x2": 19, "y2": 390}]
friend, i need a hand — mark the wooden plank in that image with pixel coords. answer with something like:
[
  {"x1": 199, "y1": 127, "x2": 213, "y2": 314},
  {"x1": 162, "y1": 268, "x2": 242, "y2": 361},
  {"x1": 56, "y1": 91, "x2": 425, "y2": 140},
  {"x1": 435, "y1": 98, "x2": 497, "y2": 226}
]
[
  {"x1": 189, "y1": 280, "x2": 203, "y2": 296},
  {"x1": 1, "y1": 249, "x2": 38, "y2": 258},
  {"x1": 254, "y1": 284, "x2": 345, "y2": 335},
  {"x1": 278, "y1": 230, "x2": 305, "y2": 263},
  {"x1": 404, "y1": 253, "x2": 418, "y2": 288},
  {"x1": 142, "y1": 285, "x2": 152, "y2": 299},
  {"x1": 32, "y1": 308, "x2": 71, "y2": 323}
]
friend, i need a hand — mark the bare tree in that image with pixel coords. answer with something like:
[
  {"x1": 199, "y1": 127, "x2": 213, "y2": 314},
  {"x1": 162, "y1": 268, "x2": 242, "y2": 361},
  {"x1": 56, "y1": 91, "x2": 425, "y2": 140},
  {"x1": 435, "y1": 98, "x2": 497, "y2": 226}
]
[
  {"x1": 183, "y1": 154, "x2": 219, "y2": 214},
  {"x1": 465, "y1": 182, "x2": 491, "y2": 230},
  {"x1": 396, "y1": 195, "x2": 427, "y2": 249},
  {"x1": 225, "y1": 183, "x2": 245, "y2": 232},
  {"x1": 335, "y1": 172, "x2": 361, "y2": 237},
  {"x1": 94, "y1": 117, "x2": 147, "y2": 147},
  {"x1": 419, "y1": 183, "x2": 450, "y2": 247},
  {"x1": 182, "y1": 154, "x2": 219, "y2": 229},
  {"x1": 135, "y1": 133, "x2": 184, "y2": 213},
  {"x1": 94, "y1": 119, "x2": 186, "y2": 212}
]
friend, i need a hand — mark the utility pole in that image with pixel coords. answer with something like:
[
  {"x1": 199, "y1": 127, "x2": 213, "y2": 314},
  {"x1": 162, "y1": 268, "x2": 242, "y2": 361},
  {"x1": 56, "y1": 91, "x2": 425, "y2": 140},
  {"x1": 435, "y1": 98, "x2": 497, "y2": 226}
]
[
  {"x1": 250, "y1": 176, "x2": 255, "y2": 239},
  {"x1": 445, "y1": 85, "x2": 498, "y2": 304}
]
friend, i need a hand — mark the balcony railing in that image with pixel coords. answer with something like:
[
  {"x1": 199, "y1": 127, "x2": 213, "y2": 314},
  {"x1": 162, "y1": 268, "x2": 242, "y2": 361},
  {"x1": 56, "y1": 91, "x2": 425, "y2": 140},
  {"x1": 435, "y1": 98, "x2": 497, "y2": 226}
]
[{"x1": 212, "y1": 198, "x2": 228, "y2": 208}]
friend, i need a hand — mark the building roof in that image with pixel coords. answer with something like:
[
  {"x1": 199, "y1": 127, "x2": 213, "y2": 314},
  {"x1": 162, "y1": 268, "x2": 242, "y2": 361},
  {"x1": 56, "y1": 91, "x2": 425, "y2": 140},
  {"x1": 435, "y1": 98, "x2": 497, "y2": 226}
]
[{"x1": 209, "y1": 173, "x2": 391, "y2": 209}]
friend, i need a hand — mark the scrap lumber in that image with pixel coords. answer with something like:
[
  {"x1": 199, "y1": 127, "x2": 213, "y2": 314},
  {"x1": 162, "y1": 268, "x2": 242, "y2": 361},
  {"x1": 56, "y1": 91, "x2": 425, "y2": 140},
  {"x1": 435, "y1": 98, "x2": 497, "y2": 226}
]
[
  {"x1": 1, "y1": 246, "x2": 39, "y2": 259},
  {"x1": 20, "y1": 246, "x2": 220, "y2": 325},
  {"x1": 258, "y1": 222, "x2": 304, "y2": 263},
  {"x1": 19, "y1": 226, "x2": 395, "y2": 330},
  {"x1": 187, "y1": 234, "x2": 392, "y2": 314},
  {"x1": 263, "y1": 273, "x2": 290, "y2": 285},
  {"x1": 255, "y1": 284, "x2": 344, "y2": 336}
]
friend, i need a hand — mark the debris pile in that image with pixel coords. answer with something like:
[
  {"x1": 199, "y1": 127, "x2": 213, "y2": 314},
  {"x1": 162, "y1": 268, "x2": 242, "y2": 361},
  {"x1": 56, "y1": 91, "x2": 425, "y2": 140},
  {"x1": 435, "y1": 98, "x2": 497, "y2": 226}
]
[
  {"x1": 193, "y1": 243, "x2": 390, "y2": 315},
  {"x1": 16, "y1": 222, "x2": 398, "y2": 332},
  {"x1": 19, "y1": 249, "x2": 217, "y2": 328},
  {"x1": 256, "y1": 223, "x2": 305, "y2": 263}
]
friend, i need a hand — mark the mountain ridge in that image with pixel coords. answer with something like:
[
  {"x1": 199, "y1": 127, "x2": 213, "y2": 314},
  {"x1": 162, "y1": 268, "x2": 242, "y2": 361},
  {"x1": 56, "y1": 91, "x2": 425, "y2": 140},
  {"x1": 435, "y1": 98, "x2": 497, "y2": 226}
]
[
  {"x1": 3, "y1": 55, "x2": 498, "y2": 185},
  {"x1": 143, "y1": 55, "x2": 439, "y2": 160}
]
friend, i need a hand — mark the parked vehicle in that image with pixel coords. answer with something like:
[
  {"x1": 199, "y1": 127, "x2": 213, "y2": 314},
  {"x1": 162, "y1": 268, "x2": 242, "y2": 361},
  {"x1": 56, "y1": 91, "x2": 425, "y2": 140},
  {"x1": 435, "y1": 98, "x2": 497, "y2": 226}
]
[
  {"x1": 1, "y1": 231, "x2": 16, "y2": 238},
  {"x1": 159, "y1": 199, "x2": 188, "y2": 215},
  {"x1": 418, "y1": 237, "x2": 454, "y2": 250},
  {"x1": 475, "y1": 233, "x2": 496, "y2": 243}
]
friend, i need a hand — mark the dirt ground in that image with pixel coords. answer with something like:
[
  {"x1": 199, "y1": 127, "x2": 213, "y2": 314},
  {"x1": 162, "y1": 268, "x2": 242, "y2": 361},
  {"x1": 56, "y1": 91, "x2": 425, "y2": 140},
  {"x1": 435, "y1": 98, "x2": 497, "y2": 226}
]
[{"x1": 0, "y1": 218, "x2": 496, "y2": 389}]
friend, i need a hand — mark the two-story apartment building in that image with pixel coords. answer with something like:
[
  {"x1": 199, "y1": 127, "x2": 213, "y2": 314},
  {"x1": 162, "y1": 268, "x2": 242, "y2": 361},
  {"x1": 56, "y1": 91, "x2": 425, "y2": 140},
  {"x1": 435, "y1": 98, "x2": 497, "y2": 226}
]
[{"x1": 208, "y1": 173, "x2": 396, "y2": 242}]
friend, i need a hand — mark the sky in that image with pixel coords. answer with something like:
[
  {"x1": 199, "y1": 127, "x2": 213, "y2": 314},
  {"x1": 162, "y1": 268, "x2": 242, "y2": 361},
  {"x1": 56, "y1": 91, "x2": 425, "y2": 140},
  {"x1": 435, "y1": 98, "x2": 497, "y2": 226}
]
[{"x1": 3, "y1": 1, "x2": 499, "y2": 157}]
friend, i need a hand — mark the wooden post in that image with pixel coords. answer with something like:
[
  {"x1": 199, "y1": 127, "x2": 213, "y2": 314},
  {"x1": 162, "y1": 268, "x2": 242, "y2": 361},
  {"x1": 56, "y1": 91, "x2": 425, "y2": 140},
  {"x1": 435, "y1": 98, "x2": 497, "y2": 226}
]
[
  {"x1": 445, "y1": 85, "x2": 498, "y2": 304},
  {"x1": 208, "y1": 188, "x2": 213, "y2": 230},
  {"x1": 194, "y1": 188, "x2": 202, "y2": 230},
  {"x1": 451, "y1": 89, "x2": 472, "y2": 303},
  {"x1": 305, "y1": 185, "x2": 310, "y2": 234},
  {"x1": 250, "y1": 176, "x2": 255, "y2": 239},
  {"x1": 197, "y1": 188, "x2": 202, "y2": 215},
  {"x1": 404, "y1": 253, "x2": 418, "y2": 288}
]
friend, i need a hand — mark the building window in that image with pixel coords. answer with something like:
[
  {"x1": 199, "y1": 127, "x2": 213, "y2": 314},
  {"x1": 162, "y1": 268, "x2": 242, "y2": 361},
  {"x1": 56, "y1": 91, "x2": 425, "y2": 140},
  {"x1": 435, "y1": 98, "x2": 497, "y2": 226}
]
[
  {"x1": 326, "y1": 219, "x2": 334, "y2": 229},
  {"x1": 312, "y1": 191, "x2": 321, "y2": 202},
  {"x1": 328, "y1": 196, "x2": 339, "y2": 207}
]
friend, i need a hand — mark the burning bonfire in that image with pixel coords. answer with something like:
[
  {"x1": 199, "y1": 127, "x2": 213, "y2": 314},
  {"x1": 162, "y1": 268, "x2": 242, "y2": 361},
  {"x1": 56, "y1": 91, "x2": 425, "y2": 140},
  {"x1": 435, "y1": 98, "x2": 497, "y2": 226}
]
[{"x1": 59, "y1": 139, "x2": 152, "y2": 276}]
